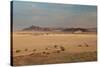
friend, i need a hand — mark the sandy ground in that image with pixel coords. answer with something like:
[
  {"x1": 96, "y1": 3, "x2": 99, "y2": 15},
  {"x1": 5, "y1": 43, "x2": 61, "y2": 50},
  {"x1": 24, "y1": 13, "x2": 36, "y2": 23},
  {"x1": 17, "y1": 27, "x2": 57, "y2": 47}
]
[
  {"x1": 12, "y1": 32, "x2": 97, "y2": 66},
  {"x1": 12, "y1": 32, "x2": 97, "y2": 56}
]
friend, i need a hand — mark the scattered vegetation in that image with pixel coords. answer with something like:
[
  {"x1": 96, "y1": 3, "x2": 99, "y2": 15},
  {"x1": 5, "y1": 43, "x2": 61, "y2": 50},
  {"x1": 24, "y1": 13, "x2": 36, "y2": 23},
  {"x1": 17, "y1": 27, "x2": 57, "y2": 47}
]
[
  {"x1": 78, "y1": 43, "x2": 89, "y2": 47},
  {"x1": 42, "y1": 51, "x2": 50, "y2": 55},
  {"x1": 13, "y1": 51, "x2": 97, "y2": 66}
]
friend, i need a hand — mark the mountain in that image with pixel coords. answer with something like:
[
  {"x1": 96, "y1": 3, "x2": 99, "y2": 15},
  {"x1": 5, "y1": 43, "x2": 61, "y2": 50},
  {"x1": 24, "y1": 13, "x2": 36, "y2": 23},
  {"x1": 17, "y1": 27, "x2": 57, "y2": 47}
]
[
  {"x1": 22, "y1": 25, "x2": 53, "y2": 31},
  {"x1": 22, "y1": 25, "x2": 97, "y2": 32},
  {"x1": 87, "y1": 28, "x2": 97, "y2": 32}
]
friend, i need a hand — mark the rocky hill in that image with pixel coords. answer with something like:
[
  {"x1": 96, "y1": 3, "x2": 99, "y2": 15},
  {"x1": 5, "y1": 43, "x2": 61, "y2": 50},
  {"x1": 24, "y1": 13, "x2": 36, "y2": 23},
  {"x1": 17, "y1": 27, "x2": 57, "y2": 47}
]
[{"x1": 22, "y1": 25, "x2": 97, "y2": 32}]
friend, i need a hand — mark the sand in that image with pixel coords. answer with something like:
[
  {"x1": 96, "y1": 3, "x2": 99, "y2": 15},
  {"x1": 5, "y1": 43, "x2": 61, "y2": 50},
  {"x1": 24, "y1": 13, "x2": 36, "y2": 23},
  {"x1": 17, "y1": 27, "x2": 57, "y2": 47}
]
[{"x1": 12, "y1": 31, "x2": 97, "y2": 66}]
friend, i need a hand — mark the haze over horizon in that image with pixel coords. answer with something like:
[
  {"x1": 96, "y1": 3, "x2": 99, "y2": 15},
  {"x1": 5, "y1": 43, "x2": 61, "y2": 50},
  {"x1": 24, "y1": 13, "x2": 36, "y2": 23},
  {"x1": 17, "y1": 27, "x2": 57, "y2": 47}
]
[{"x1": 13, "y1": 1, "x2": 97, "y2": 31}]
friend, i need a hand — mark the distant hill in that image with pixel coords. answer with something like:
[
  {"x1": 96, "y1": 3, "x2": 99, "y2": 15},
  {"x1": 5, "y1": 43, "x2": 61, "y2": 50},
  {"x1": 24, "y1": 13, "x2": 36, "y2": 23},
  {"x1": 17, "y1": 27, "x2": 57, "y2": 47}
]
[
  {"x1": 22, "y1": 25, "x2": 53, "y2": 31},
  {"x1": 87, "y1": 28, "x2": 97, "y2": 32},
  {"x1": 22, "y1": 25, "x2": 97, "y2": 32},
  {"x1": 62, "y1": 28, "x2": 88, "y2": 32}
]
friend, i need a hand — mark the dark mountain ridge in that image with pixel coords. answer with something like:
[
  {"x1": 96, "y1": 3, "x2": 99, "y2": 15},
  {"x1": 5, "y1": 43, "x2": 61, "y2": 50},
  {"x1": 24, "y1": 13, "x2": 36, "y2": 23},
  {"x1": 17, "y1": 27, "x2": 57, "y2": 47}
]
[{"x1": 22, "y1": 25, "x2": 97, "y2": 32}]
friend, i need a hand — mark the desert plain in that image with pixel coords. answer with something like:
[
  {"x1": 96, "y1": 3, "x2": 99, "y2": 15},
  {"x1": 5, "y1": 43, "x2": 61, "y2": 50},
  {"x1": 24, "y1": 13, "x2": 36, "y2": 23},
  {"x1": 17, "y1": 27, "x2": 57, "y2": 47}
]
[{"x1": 12, "y1": 31, "x2": 97, "y2": 66}]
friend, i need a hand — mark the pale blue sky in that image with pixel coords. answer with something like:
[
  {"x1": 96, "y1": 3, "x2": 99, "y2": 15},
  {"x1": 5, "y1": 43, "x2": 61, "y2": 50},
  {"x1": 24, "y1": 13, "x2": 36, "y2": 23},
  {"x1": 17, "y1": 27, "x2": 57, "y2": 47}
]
[{"x1": 12, "y1": 1, "x2": 97, "y2": 31}]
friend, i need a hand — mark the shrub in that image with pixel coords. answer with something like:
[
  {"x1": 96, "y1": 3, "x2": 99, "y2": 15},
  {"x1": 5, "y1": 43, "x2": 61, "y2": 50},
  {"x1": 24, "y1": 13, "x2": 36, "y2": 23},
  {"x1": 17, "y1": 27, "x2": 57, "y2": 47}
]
[
  {"x1": 54, "y1": 45, "x2": 58, "y2": 48},
  {"x1": 56, "y1": 50, "x2": 60, "y2": 53},
  {"x1": 45, "y1": 48, "x2": 48, "y2": 50},
  {"x1": 78, "y1": 45, "x2": 82, "y2": 47},
  {"x1": 43, "y1": 51, "x2": 46, "y2": 54},
  {"x1": 46, "y1": 52, "x2": 50, "y2": 55},
  {"x1": 60, "y1": 46, "x2": 65, "y2": 51},
  {"x1": 33, "y1": 49, "x2": 36, "y2": 51},
  {"x1": 16, "y1": 50, "x2": 21, "y2": 53},
  {"x1": 84, "y1": 43, "x2": 89, "y2": 47},
  {"x1": 25, "y1": 48, "x2": 28, "y2": 51}
]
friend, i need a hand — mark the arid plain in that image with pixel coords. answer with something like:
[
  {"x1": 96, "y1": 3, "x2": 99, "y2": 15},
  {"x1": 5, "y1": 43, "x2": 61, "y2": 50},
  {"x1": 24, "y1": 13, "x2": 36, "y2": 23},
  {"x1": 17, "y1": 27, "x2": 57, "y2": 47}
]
[{"x1": 12, "y1": 31, "x2": 97, "y2": 66}]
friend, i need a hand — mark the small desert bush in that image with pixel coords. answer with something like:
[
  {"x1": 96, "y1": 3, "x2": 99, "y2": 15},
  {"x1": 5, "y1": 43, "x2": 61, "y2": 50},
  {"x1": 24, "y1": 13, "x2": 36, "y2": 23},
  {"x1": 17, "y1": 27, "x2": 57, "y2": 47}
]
[
  {"x1": 86, "y1": 45, "x2": 89, "y2": 47},
  {"x1": 45, "y1": 48, "x2": 48, "y2": 50},
  {"x1": 56, "y1": 50, "x2": 60, "y2": 53},
  {"x1": 84, "y1": 43, "x2": 89, "y2": 47},
  {"x1": 60, "y1": 46, "x2": 65, "y2": 51},
  {"x1": 46, "y1": 52, "x2": 50, "y2": 55},
  {"x1": 33, "y1": 49, "x2": 36, "y2": 51},
  {"x1": 78, "y1": 45, "x2": 82, "y2": 47},
  {"x1": 25, "y1": 48, "x2": 28, "y2": 51},
  {"x1": 16, "y1": 50, "x2": 21, "y2": 53},
  {"x1": 54, "y1": 45, "x2": 58, "y2": 48},
  {"x1": 43, "y1": 51, "x2": 50, "y2": 55},
  {"x1": 43, "y1": 51, "x2": 46, "y2": 54}
]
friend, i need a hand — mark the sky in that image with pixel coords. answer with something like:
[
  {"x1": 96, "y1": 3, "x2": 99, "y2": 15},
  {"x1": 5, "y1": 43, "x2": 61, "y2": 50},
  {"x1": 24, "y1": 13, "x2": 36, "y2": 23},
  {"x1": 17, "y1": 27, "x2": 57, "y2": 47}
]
[{"x1": 12, "y1": 1, "x2": 97, "y2": 31}]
